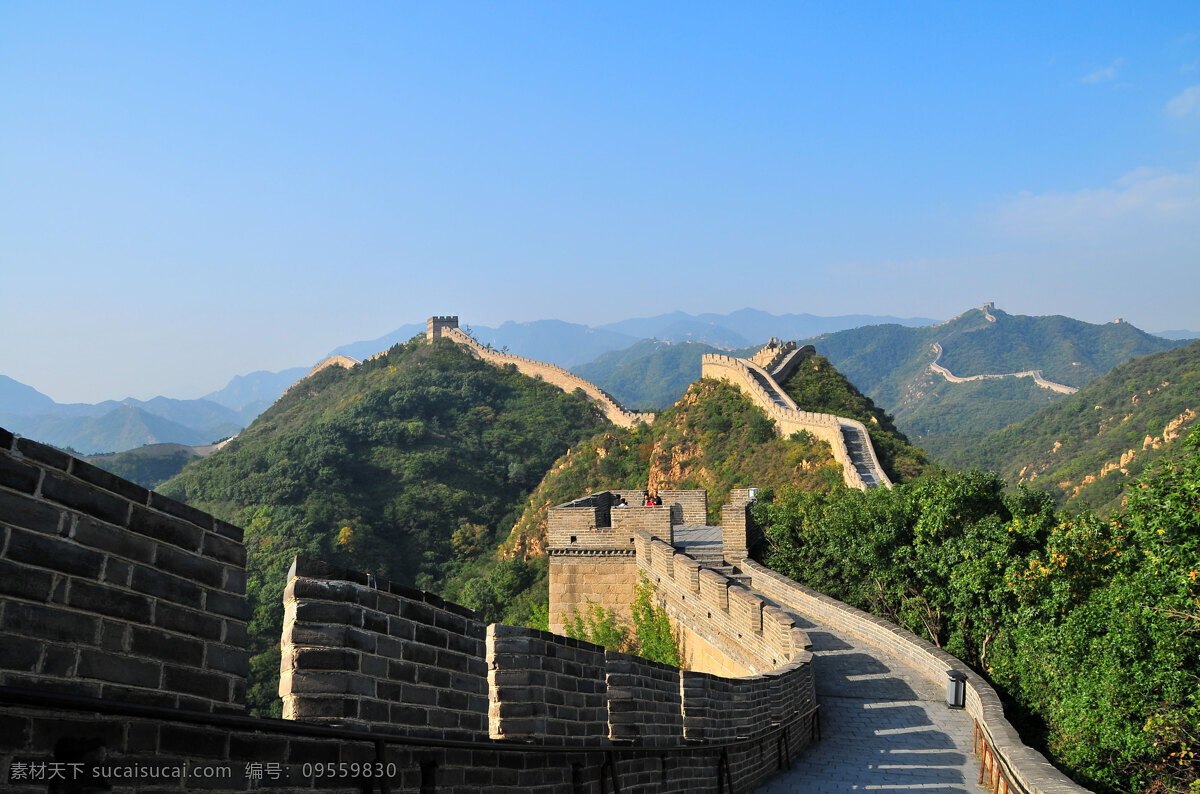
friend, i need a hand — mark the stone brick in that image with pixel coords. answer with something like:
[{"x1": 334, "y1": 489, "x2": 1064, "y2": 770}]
[
  {"x1": 212, "y1": 518, "x2": 244, "y2": 542},
  {"x1": 6, "y1": 527, "x2": 105, "y2": 577},
  {"x1": 163, "y1": 664, "x2": 232, "y2": 701},
  {"x1": 70, "y1": 459, "x2": 149, "y2": 503},
  {"x1": 154, "y1": 602, "x2": 223, "y2": 641},
  {"x1": 128, "y1": 504, "x2": 203, "y2": 551},
  {"x1": 3, "y1": 602, "x2": 99, "y2": 644},
  {"x1": 154, "y1": 543, "x2": 226, "y2": 587},
  {"x1": 15, "y1": 437, "x2": 70, "y2": 469},
  {"x1": 147, "y1": 490, "x2": 213, "y2": 531},
  {"x1": 204, "y1": 588, "x2": 250, "y2": 620},
  {"x1": 130, "y1": 563, "x2": 204, "y2": 608},
  {"x1": 77, "y1": 648, "x2": 161, "y2": 687},
  {"x1": 201, "y1": 530, "x2": 246, "y2": 566},
  {"x1": 0, "y1": 634, "x2": 43, "y2": 672},
  {"x1": 0, "y1": 558, "x2": 55, "y2": 601},
  {"x1": 205, "y1": 644, "x2": 250, "y2": 677},
  {"x1": 68, "y1": 580, "x2": 153, "y2": 623},
  {"x1": 40, "y1": 643, "x2": 79, "y2": 676},
  {"x1": 0, "y1": 453, "x2": 40, "y2": 493},
  {"x1": 0, "y1": 489, "x2": 64, "y2": 535},
  {"x1": 130, "y1": 627, "x2": 205, "y2": 667},
  {"x1": 69, "y1": 516, "x2": 157, "y2": 563},
  {"x1": 40, "y1": 473, "x2": 130, "y2": 526}
]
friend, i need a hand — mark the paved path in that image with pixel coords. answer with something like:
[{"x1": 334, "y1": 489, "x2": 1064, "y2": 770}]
[{"x1": 758, "y1": 614, "x2": 982, "y2": 793}]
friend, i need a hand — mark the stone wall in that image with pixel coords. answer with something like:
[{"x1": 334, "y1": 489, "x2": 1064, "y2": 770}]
[
  {"x1": 740, "y1": 559, "x2": 1088, "y2": 794},
  {"x1": 279, "y1": 557, "x2": 489, "y2": 740},
  {"x1": 441, "y1": 326, "x2": 656, "y2": 428},
  {"x1": 700, "y1": 353, "x2": 893, "y2": 490},
  {"x1": 0, "y1": 428, "x2": 248, "y2": 713}
]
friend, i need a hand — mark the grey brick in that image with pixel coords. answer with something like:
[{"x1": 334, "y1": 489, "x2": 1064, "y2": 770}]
[
  {"x1": 130, "y1": 563, "x2": 204, "y2": 608},
  {"x1": 0, "y1": 490, "x2": 64, "y2": 535},
  {"x1": 70, "y1": 516, "x2": 156, "y2": 563},
  {"x1": 77, "y1": 647, "x2": 161, "y2": 687},
  {"x1": 154, "y1": 602, "x2": 223, "y2": 641},
  {"x1": 202, "y1": 530, "x2": 245, "y2": 566},
  {"x1": 41, "y1": 473, "x2": 129, "y2": 526},
  {"x1": 128, "y1": 504, "x2": 202, "y2": 551},
  {"x1": 130, "y1": 626, "x2": 205, "y2": 666},
  {"x1": 3, "y1": 602, "x2": 99, "y2": 643},
  {"x1": 68, "y1": 580, "x2": 153, "y2": 623},
  {"x1": 0, "y1": 453, "x2": 40, "y2": 493},
  {"x1": 70, "y1": 459, "x2": 149, "y2": 503},
  {"x1": 147, "y1": 491, "x2": 212, "y2": 531},
  {"x1": 15, "y1": 437, "x2": 70, "y2": 469},
  {"x1": 6, "y1": 527, "x2": 104, "y2": 577},
  {"x1": 0, "y1": 558, "x2": 55, "y2": 601},
  {"x1": 154, "y1": 543, "x2": 225, "y2": 587},
  {"x1": 0, "y1": 634, "x2": 43, "y2": 672}
]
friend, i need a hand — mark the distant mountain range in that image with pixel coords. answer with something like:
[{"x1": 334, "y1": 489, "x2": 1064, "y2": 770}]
[{"x1": 0, "y1": 307, "x2": 1183, "y2": 455}]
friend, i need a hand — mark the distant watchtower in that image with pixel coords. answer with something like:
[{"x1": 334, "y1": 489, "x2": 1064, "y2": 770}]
[{"x1": 427, "y1": 315, "x2": 459, "y2": 341}]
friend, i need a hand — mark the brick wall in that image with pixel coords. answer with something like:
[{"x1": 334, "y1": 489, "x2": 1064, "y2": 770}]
[
  {"x1": 280, "y1": 557, "x2": 488, "y2": 740},
  {"x1": 604, "y1": 651, "x2": 682, "y2": 745},
  {"x1": 486, "y1": 624, "x2": 608, "y2": 743},
  {"x1": 0, "y1": 428, "x2": 248, "y2": 713}
]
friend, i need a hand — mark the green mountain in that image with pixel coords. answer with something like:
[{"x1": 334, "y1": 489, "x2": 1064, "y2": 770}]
[
  {"x1": 577, "y1": 306, "x2": 1185, "y2": 459},
  {"x1": 947, "y1": 340, "x2": 1200, "y2": 514},
  {"x1": 157, "y1": 337, "x2": 610, "y2": 715},
  {"x1": 484, "y1": 362, "x2": 931, "y2": 624},
  {"x1": 88, "y1": 443, "x2": 212, "y2": 490},
  {"x1": 571, "y1": 340, "x2": 759, "y2": 410}
]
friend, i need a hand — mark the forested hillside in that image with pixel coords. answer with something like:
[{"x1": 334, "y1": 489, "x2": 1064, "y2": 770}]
[
  {"x1": 756, "y1": 429, "x2": 1200, "y2": 792},
  {"x1": 158, "y1": 337, "x2": 609, "y2": 714},
  {"x1": 474, "y1": 363, "x2": 931, "y2": 630},
  {"x1": 948, "y1": 340, "x2": 1200, "y2": 513}
]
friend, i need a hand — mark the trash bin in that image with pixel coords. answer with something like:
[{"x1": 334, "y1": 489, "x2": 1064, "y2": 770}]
[{"x1": 946, "y1": 669, "x2": 967, "y2": 709}]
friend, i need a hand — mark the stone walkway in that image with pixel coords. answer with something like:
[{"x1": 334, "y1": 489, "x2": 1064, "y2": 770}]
[{"x1": 757, "y1": 614, "x2": 982, "y2": 792}]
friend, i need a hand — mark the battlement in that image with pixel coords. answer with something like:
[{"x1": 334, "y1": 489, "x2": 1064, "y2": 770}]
[{"x1": 426, "y1": 315, "x2": 460, "y2": 341}]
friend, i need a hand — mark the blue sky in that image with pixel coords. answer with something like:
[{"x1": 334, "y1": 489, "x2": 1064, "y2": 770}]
[{"x1": 2, "y1": 2, "x2": 1198, "y2": 402}]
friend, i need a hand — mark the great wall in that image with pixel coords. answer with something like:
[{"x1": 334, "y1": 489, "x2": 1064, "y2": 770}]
[
  {"x1": 928, "y1": 304, "x2": 1079, "y2": 395},
  {"x1": 428, "y1": 316, "x2": 891, "y2": 491},
  {"x1": 0, "y1": 418, "x2": 1089, "y2": 791}
]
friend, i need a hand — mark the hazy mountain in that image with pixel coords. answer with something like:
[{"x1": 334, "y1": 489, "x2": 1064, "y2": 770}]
[
  {"x1": 203, "y1": 367, "x2": 309, "y2": 414},
  {"x1": 1152, "y1": 329, "x2": 1199, "y2": 340},
  {"x1": 0, "y1": 404, "x2": 232, "y2": 455},
  {"x1": 0, "y1": 375, "x2": 57, "y2": 416},
  {"x1": 598, "y1": 308, "x2": 937, "y2": 344}
]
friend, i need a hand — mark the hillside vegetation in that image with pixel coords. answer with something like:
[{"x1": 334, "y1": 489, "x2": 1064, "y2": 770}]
[
  {"x1": 158, "y1": 337, "x2": 609, "y2": 714},
  {"x1": 756, "y1": 428, "x2": 1200, "y2": 793},
  {"x1": 948, "y1": 340, "x2": 1200, "y2": 513}
]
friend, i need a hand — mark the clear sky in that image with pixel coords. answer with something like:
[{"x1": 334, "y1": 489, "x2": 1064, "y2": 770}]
[{"x1": 2, "y1": 2, "x2": 1198, "y2": 403}]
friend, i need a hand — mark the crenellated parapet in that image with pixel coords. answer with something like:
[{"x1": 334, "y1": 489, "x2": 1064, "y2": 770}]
[{"x1": 700, "y1": 352, "x2": 892, "y2": 490}]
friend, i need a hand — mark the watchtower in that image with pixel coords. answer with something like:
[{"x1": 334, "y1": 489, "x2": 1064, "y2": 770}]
[{"x1": 427, "y1": 315, "x2": 459, "y2": 341}]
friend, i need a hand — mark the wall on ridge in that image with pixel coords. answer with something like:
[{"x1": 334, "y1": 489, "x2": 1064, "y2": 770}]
[
  {"x1": 700, "y1": 353, "x2": 880, "y2": 490},
  {"x1": 441, "y1": 326, "x2": 655, "y2": 428}
]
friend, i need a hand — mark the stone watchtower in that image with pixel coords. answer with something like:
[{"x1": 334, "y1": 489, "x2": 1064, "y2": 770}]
[{"x1": 427, "y1": 315, "x2": 459, "y2": 341}]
